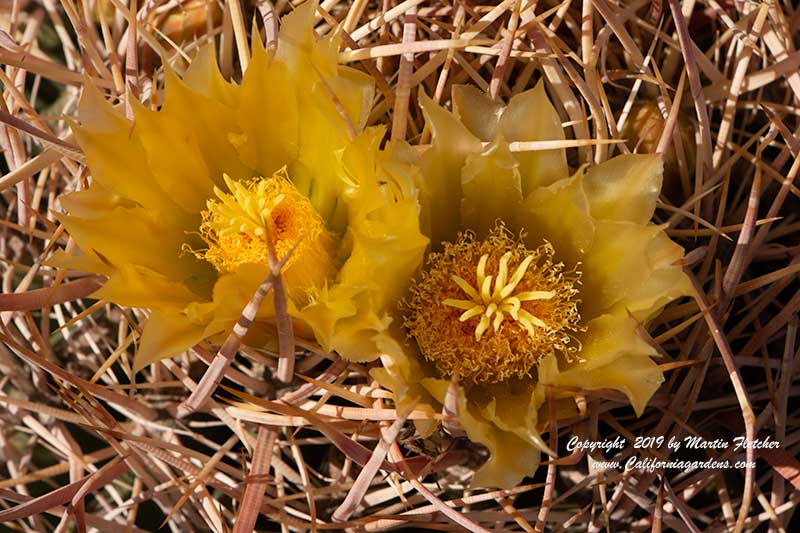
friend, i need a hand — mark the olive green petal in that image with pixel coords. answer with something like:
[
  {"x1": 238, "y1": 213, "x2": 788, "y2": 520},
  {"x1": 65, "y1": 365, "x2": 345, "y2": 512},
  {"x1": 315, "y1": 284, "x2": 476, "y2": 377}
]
[
  {"x1": 521, "y1": 173, "x2": 594, "y2": 267},
  {"x1": 134, "y1": 309, "x2": 207, "y2": 373},
  {"x1": 583, "y1": 154, "x2": 663, "y2": 224},
  {"x1": 417, "y1": 92, "x2": 482, "y2": 247},
  {"x1": 460, "y1": 139, "x2": 523, "y2": 238},
  {"x1": 452, "y1": 85, "x2": 503, "y2": 141},
  {"x1": 499, "y1": 82, "x2": 569, "y2": 194}
]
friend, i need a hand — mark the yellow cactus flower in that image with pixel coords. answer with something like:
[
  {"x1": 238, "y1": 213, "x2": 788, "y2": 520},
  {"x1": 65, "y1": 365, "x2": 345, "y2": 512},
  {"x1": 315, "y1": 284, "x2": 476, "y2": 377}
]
[
  {"x1": 372, "y1": 84, "x2": 692, "y2": 488},
  {"x1": 50, "y1": 1, "x2": 428, "y2": 372}
]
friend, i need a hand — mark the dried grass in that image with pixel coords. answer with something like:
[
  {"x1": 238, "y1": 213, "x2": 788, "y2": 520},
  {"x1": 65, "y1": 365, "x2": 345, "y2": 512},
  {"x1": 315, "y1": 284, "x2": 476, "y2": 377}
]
[{"x1": 1, "y1": 0, "x2": 799, "y2": 531}]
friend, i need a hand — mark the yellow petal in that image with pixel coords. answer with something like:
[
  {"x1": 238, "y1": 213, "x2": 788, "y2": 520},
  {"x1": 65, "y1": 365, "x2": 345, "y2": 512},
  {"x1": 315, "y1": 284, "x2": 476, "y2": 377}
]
[
  {"x1": 297, "y1": 130, "x2": 428, "y2": 362},
  {"x1": 74, "y1": 82, "x2": 186, "y2": 219},
  {"x1": 275, "y1": 3, "x2": 372, "y2": 191},
  {"x1": 581, "y1": 220, "x2": 688, "y2": 320},
  {"x1": 276, "y1": 0, "x2": 338, "y2": 82},
  {"x1": 319, "y1": 306, "x2": 390, "y2": 362},
  {"x1": 55, "y1": 208, "x2": 211, "y2": 285},
  {"x1": 160, "y1": 63, "x2": 251, "y2": 189},
  {"x1": 417, "y1": 92, "x2": 482, "y2": 247},
  {"x1": 552, "y1": 354, "x2": 664, "y2": 417},
  {"x1": 456, "y1": 388, "x2": 542, "y2": 488},
  {"x1": 571, "y1": 314, "x2": 654, "y2": 372},
  {"x1": 299, "y1": 287, "x2": 389, "y2": 363},
  {"x1": 583, "y1": 154, "x2": 663, "y2": 224},
  {"x1": 327, "y1": 127, "x2": 383, "y2": 226},
  {"x1": 198, "y1": 261, "x2": 317, "y2": 352},
  {"x1": 182, "y1": 45, "x2": 238, "y2": 106},
  {"x1": 234, "y1": 41, "x2": 298, "y2": 176},
  {"x1": 202, "y1": 262, "x2": 274, "y2": 336},
  {"x1": 413, "y1": 372, "x2": 547, "y2": 485},
  {"x1": 135, "y1": 309, "x2": 208, "y2": 372},
  {"x1": 460, "y1": 139, "x2": 523, "y2": 238},
  {"x1": 58, "y1": 181, "x2": 138, "y2": 218},
  {"x1": 380, "y1": 139, "x2": 425, "y2": 206},
  {"x1": 93, "y1": 264, "x2": 204, "y2": 310},
  {"x1": 298, "y1": 284, "x2": 357, "y2": 350},
  {"x1": 324, "y1": 66, "x2": 376, "y2": 133},
  {"x1": 522, "y1": 172, "x2": 594, "y2": 266},
  {"x1": 615, "y1": 255, "x2": 692, "y2": 321},
  {"x1": 277, "y1": 73, "x2": 371, "y2": 223},
  {"x1": 130, "y1": 97, "x2": 215, "y2": 212},
  {"x1": 418, "y1": 376, "x2": 448, "y2": 404},
  {"x1": 371, "y1": 332, "x2": 439, "y2": 437},
  {"x1": 338, "y1": 196, "x2": 429, "y2": 311},
  {"x1": 452, "y1": 84, "x2": 503, "y2": 141},
  {"x1": 499, "y1": 82, "x2": 569, "y2": 194},
  {"x1": 536, "y1": 352, "x2": 561, "y2": 387},
  {"x1": 478, "y1": 380, "x2": 551, "y2": 454},
  {"x1": 300, "y1": 74, "x2": 374, "y2": 214},
  {"x1": 340, "y1": 127, "x2": 383, "y2": 191},
  {"x1": 45, "y1": 248, "x2": 112, "y2": 276}
]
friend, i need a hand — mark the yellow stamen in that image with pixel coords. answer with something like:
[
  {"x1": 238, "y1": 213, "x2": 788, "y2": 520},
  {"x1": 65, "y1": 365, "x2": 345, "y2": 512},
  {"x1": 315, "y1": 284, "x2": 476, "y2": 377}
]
[
  {"x1": 186, "y1": 170, "x2": 335, "y2": 299},
  {"x1": 443, "y1": 250, "x2": 558, "y2": 342},
  {"x1": 404, "y1": 223, "x2": 582, "y2": 385}
]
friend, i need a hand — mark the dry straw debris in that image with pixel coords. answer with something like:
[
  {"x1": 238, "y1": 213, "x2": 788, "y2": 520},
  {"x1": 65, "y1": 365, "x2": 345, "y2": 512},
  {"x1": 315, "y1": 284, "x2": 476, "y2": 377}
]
[{"x1": 1, "y1": 0, "x2": 799, "y2": 531}]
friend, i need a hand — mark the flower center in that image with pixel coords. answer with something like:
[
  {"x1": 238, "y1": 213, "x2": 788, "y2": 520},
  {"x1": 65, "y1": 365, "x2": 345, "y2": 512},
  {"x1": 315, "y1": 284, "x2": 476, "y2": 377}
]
[
  {"x1": 189, "y1": 170, "x2": 335, "y2": 293},
  {"x1": 404, "y1": 225, "x2": 582, "y2": 385}
]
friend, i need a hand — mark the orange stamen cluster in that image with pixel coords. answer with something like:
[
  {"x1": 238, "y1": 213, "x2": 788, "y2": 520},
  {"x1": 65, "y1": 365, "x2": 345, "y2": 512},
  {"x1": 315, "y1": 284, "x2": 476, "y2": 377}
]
[
  {"x1": 187, "y1": 171, "x2": 335, "y2": 296},
  {"x1": 404, "y1": 224, "x2": 582, "y2": 385}
]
